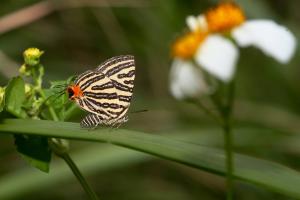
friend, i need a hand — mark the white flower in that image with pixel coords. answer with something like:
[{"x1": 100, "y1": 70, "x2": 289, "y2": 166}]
[
  {"x1": 169, "y1": 3, "x2": 296, "y2": 100},
  {"x1": 186, "y1": 3, "x2": 296, "y2": 82},
  {"x1": 170, "y1": 59, "x2": 209, "y2": 99}
]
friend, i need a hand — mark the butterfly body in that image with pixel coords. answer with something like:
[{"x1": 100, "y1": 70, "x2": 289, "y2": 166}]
[{"x1": 67, "y1": 55, "x2": 135, "y2": 128}]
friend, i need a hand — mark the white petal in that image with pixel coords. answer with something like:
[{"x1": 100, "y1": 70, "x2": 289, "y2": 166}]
[
  {"x1": 170, "y1": 58, "x2": 209, "y2": 99},
  {"x1": 186, "y1": 15, "x2": 208, "y2": 32},
  {"x1": 232, "y1": 20, "x2": 297, "y2": 64},
  {"x1": 197, "y1": 15, "x2": 208, "y2": 31},
  {"x1": 186, "y1": 16, "x2": 199, "y2": 32},
  {"x1": 195, "y1": 35, "x2": 239, "y2": 82}
]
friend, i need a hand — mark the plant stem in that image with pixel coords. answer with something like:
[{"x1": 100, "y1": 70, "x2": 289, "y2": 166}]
[
  {"x1": 31, "y1": 65, "x2": 59, "y2": 121},
  {"x1": 40, "y1": 90, "x2": 59, "y2": 121},
  {"x1": 223, "y1": 115, "x2": 233, "y2": 200},
  {"x1": 64, "y1": 103, "x2": 79, "y2": 121},
  {"x1": 61, "y1": 153, "x2": 100, "y2": 200},
  {"x1": 222, "y1": 80, "x2": 235, "y2": 200},
  {"x1": 187, "y1": 99, "x2": 223, "y2": 125}
]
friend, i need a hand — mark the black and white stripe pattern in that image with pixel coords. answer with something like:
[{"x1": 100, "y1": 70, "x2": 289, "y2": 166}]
[
  {"x1": 73, "y1": 55, "x2": 135, "y2": 128},
  {"x1": 80, "y1": 113, "x2": 129, "y2": 127},
  {"x1": 97, "y1": 55, "x2": 135, "y2": 109}
]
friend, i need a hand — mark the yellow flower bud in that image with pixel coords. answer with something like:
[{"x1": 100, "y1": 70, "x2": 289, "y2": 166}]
[{"x1": 23, "y1": 48, "x2": 44, "y2": 66}]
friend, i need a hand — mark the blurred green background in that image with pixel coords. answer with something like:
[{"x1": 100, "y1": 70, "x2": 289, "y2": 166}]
[{"x1": 0, "y1": 0, "x2": 300, "y2": 199}]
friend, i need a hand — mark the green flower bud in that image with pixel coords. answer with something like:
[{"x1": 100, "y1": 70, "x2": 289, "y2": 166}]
[
  {"x1": 24, "y1": 84, "x2": 32, "y2": 96},
  {"x1": 49, "y1": 138, "x2": 69, "y2": 156},
  {"x1": 19, "y1": 64, "x2": 31, "y2": 76},
  {"x1": 23, "y1": 48, "x2": 44, "y2": 67}
]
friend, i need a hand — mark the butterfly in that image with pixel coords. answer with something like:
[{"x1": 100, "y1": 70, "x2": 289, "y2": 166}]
[{"x1": 67, "y1": 55, "x2": 135, "y2": 128}]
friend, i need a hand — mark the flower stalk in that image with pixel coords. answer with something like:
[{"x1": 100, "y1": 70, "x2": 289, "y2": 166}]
[
  {"x1": 221, "y1": 80, "x2": 235, "y2": 200},
  {"x1": 191, "y1": 79, "x2": 236, "y2": 199},
  {"x1": 205, "y1": 79, "x2": 236, "y2": 199},
  {"x1": 223, "y1": 119, "x2": 234, "y2": 200},
  {"x1": 50, "y1": 138, "x2": 99, "y2": 200},
  {"x1": 62, "y1": 154, "x2": 99, "y2": 200}
]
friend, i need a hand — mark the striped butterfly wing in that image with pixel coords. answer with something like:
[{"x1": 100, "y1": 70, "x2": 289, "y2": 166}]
[
  {"x1": 96, "y1": 55, "x2": 135, "y2": 122},
  {"x1": 74, "y1": 71, "x2": 124, "y2": 127}
]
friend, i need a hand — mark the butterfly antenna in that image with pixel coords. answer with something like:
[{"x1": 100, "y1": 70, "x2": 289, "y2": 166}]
[
  {"x1": 130, "y1": 109, "x2": 148, "y2": 114},
  {"x1": 43, "y1": 89, "x2": 66, "y2": 105},
  {"x1": 37, "y1": 89, "x2": 67, "y2": 115},
  {"x1": 52, "y1": 84, "x2": 68, "y2": 89}
]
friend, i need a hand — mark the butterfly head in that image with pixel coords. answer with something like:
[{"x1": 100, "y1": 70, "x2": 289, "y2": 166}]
[{"x1": 67, "y1": 85, "x2": 83, "y2": 100}]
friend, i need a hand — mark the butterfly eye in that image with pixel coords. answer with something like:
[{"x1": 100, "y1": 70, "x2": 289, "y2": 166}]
[{"x1": 67, "y1": 87, "x2": 75, "y2": 99}]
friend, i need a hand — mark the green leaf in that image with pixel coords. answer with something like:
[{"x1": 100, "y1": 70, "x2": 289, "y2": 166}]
[
  {"x1": 14, "y1": 135, "x2": 51, "y2": 172},
  {"x1": 0, "y1": 119, "x2": 300, "y2": 198},
  {"x1": 4, "y1": 77, "x2": 27, "y2": 118},
  {"x1": 19, "y1": 153, "x2": 50, "y2": 173}
]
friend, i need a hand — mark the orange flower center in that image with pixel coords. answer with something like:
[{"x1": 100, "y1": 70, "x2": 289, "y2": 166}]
[
  {"x1": 205, "y1": 3, "x2": 245, "y2": 33},
  {"x1": 172, "y1": 31, "x2": 207, "y2": 59}
]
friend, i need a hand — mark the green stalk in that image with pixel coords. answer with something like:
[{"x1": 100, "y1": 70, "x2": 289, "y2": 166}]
[
  {"x1": 210, "y1": 78, "x2": 236, "y2": 199},
  {"x1": 187, "y1": 99, "x2": 223, "y2": 125},
  {"x1": 60, "y1": 153, "x2": 100, "y2": 200},
  {"x1": 49, "y1": 138, "x2": 100, "y2": 200},
  {"x1": 223, "y1": 114, "x2": 234, "y2": 199},
  {"x1": 222, "y1": 80, "x2": 235, "y2": 200},
  {"x1": 31, "y1": 66, "x2": 59, "y2": 122},
  {"x1": 38, "y1": 89, "x2": 59, "y2": 121}
]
